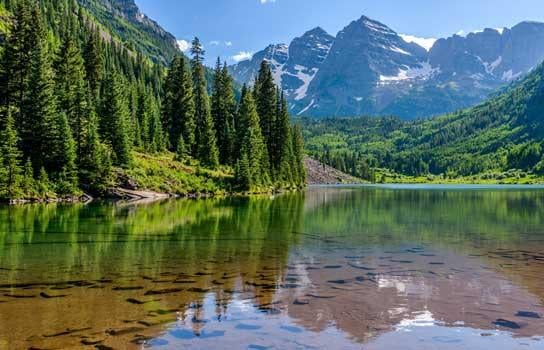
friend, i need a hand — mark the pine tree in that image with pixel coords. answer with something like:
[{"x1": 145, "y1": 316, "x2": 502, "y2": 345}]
[
  {"x1": 162, "y1": 56, "x2": 195, "y2": 152},
  {"x1": 276, "y1": 91, "x2": 294, "y2": 184},
  {"x1": 55, "y1": 29, "x2": 92, "y2": 161},
  {"x1": 100, "y1": 73, "x2": 133, "y2": 167},
  {"x1": 36, "y1": 167, "x2": 52, "y2": 198},
  {"x1": 237, "y1": 88, "x2": 269, "y2": 187},
  {"x1": 20, "y1": 4, "x2": 61, "y2": 174},
  {"x1": 174, "y1": 134, "x2": 188, "y2": 163},
  {"x1": 0, "y1": 0, "x2": 34, "y2": 113},
  {"x1": 291, "y1": 125, "x2": 306, "y2": 186},
  {"x1": 83, "y1": 29, "x2": 103, "y2": 99},
  {"x1": 191, "y1": 38, "x2": 219, "y2": 168},
  {"x1": 211, "y1": 58, "x2": 237, "y2": 165},
  {"x1": 79, "y1": 113, "x2": 112, "y2": 193},
  {"x1": 21, "y1": 158, "x2": 36, "y2": 197},
  {"x1": 234, "y1": 153, "x2": 251, "y2": 191},
  {"x1": 51, "y1": 112, "x2": 78, "y2": 192},
  {"x1": 254, "y1": 60, "x2": 278, "y2": 170},
  {"x1": 0, "y1": 112, "x2": 23, "y2": 198}
]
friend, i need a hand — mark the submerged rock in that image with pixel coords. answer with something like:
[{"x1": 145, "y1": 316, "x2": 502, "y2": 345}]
[
  {"x1": 516, "y1": 311, "x2": 541, "y2": 319},
  {"x1": 40, "y1": 292, "x2": 68, "y2": 299},
  {"x1": 144, "y1": 288, "x2": 184, "y2": 295},
  {"x1": 112, "y1": 286, "x2": 144, "y2": 291},
  {"x1": 106, "y1": 326, "x2": 145, "y2": 336},
  {"x1": 492, "y1": 319, "x2": 522, "y2": 329}
]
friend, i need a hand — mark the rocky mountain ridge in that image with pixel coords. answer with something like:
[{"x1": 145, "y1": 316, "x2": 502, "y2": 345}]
[{"x1": 230, "y1": 15, "x2": 544, "y2": 119}]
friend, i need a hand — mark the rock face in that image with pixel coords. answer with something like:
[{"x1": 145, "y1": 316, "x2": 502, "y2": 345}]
[
  {"x1": 230, "y1": 15, "x2": 544, "y2": 120},
  {"x1": 304, "y1": 157, "x2": 361, "y2": 185},
  {"x1": 229, "y1": 27, "x2": 334, "y2": 103}
]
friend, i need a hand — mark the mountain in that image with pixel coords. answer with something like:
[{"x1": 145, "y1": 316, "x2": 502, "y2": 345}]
[
  {"x1": 76, "y1": 0, "x2": 180, "y2": 64},
  {"x1": 230, "y1": 27, "x2": 335, "y2": 101},
  {"x1": 230, "y1": 15, "x2": 544, "y2": 120},
  {"x1": 302, "y1": 59, "x2": 544, "y2": 179}
]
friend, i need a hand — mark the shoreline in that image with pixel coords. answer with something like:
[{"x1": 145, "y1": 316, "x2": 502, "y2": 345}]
[
  {"x1": 5, "y1": 181, "x2": 544, "y2": 206},
  {"x1": 0, "y1": 185, "x2": 303, "y2": 206}
]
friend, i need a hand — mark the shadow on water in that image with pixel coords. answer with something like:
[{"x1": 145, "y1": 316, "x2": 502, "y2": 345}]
[{"x1": 0, "y1": 186, "x2": 543, "y2": 349}]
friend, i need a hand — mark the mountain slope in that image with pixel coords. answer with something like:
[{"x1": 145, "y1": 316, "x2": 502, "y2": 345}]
[
  {"x1": 229, "y1": 27, "x2": 334, "y2": 101},
  {"x1": 231, "y1": 15, "x2": 544, "y2": 120},
  {"x1": 302, "y1": 61, "x2": 544, "y2": 178},
  {"x1": 77, "y1": 0, "x2": 180, "y2": 64}
]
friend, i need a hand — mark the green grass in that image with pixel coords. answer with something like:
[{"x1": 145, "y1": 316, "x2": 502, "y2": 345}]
[
  {"x1": 374, "y1": 168, "x2": 544, "y2": 185},
  {"x1": 122, "y1": 152, "x2": 234, "y2": 195}
]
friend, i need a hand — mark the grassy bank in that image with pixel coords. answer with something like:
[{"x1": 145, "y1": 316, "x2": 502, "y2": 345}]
[
  {"x1": 1, "y1": 151, "x2": 302, "y2": 204},
  {"x1": 374, "y1": 168, "x2": 544, "y2": 185}
]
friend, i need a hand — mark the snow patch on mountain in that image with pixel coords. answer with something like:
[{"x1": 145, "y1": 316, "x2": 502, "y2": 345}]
[
  {"x1": 399, "y1": 34, "x2": 437, "y2": 51},
  {"x1": 298, "y1": 99, "x2": 315, "y2": 115},
  {"x1": 290, "y1": 65, "x2": 319, "y2": 100},
  {"x1": 390, "y1": 46, "x2": 412, "y2": 56},
  {"x1": 481, "y1": 56, "x2": 502, "y2": 75},
  {"x1": 502, "y1": 69, "x2": 523, "y2": 81},
  {"x1": 363, "y1": 19, "x2": 395, "y2": 35},
  {"x1": 378, "y1": 62, "x2": 438, "y2": 84}
]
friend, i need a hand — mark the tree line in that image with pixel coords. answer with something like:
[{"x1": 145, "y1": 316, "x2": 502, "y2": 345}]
[{"x1": 0, "y1": 0, "x2": 305, "y2": 199}]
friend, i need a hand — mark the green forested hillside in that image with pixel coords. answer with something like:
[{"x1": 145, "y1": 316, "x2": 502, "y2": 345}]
[
  {"x1": 0, "y1": 0, "x2": 305, "y2": 201},
  {"x1": 302, "y1": 63, "x2": 544, "y2": 183},
  {"x1": 77, "y1": 0, "x2": 179, "y2": 64}
]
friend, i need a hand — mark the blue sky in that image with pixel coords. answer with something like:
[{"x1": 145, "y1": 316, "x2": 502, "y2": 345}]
[{"x1": 135, "y1": 0, "x2": 544, "y2": 66}]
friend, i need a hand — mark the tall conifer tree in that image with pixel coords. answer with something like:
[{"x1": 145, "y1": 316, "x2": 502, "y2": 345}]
[
  {"x1": 191, "y1": 38, "x2": 219, "y2": 168},
  {"x1": 162, "y1": 56, "x2": 195, "y2": 152},
  {"x1": 254, "y1": 60, "x2": 278, "y2": 170},
  {"x1": 55, "y1": 29, "x2": 92, "y2": 161},
  {"x1": 237, "y1": 88, "x2": 269, "y2": 187},
  {"x1": 0, "y1": 112, "x2": 23, "y2": 198},
  {"x1": 100, "y1": 73, "x2": 133, "y2": 167}
]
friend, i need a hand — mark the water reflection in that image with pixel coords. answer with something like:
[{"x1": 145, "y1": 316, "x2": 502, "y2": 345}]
[{"x1": 0, "y1": 186, "x2": 543, "y2": 349}]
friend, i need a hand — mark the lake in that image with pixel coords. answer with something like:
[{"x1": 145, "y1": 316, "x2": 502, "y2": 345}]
[{"x1": 0, "y1": 185, "x2": 543, "y2": 349}]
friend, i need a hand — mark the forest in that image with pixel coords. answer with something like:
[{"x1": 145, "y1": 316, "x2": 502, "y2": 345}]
[
  {"x1": 301, "y1": 62, "x2": 544, "y2": 183},
  {"x1": 0, "y1": 0, "x2": 305, "y2": 201}
]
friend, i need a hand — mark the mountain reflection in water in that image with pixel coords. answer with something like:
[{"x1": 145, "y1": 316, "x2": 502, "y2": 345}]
[{"x1": 0, "y1": 185, "x2": 543, "y2": 349}]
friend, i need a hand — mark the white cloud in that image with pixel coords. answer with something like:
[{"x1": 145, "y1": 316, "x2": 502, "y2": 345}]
[
  {"x1": 210, "y1": 40, "x2": 220, "y2": 46},
  {"x1": 225, "y1": 41, "x2": 233, "y2": 47},
  {"x1": 232, "y1": 51, "x2": 253, "y2": 62},
  {"x1": 177, "y1": 39, "x2": 190, "y2": 52},
  {"x1": 260, "y1": 0, "x2": 276, "y2": 4},
  {"x1": 399, "y1": 34, "x2": 437, "y2": 51}
]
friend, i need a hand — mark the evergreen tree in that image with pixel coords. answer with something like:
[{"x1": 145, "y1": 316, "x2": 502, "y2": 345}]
[
  {"x1": 191, "y1": 38, "x2": 219, "y2": 168},
  {"x1": 83, "y1": 29, "x2": 103, "y2": 99},
  {"x1": 236, "y1": 88, "x2": 269, "y2": 187},
  {"x1": 0, "y1": 0, "x2": 34, "y2": 114},
  {"x1": 0, "y1": 112, "x2": 23, "y2": 198},
  {"x1": 254, "y1": 60, "x2": 278, "y2": 170},
  {"x1": 20, "y1": 4, "x2": 61, "y2": 174},
  {"x1": 51, "y1": 112, "x2": 78, "y2": 191},
  {"x1": 291, "y1": 125, "x2": 306, "y2": 186},
  {"x1": 162, "y1": 56, "x2": 195, "y2": 152},
  {"x1": 211, "y1": 58, "x2": 237, "y2": 165},
  {"x1": 234, "y1": 153, "x2": 251, "y2": 191},
  {"x1": 21, "y1": 158, "x2": 36, "y2": 197},
  {"x1": 100, "y1": 73, "x2": 133, "y2": 167},
  {"x1": 55, "y1": 29, "x2": 92, "y2": 161},
  {"x1": 276, "y1": 91, "x2": 294, "y2": 184},
  {"x1": 174, "y1": 134, "x2": 188, "y2": 163},
  {"x1": 36, "y1": 167, "x2": 52, "y2": 198},
  {"x1": 79, "y1": 113, "x2": 112, "y2": 193}
]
